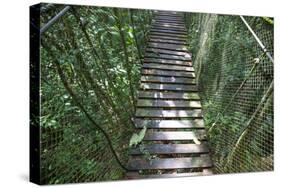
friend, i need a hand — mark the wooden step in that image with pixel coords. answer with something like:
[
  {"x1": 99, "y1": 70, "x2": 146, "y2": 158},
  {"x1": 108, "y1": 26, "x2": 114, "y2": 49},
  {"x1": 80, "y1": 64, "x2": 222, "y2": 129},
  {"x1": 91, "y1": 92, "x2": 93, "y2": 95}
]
[
  {"x1": 150, "y1": 31, "x2": 186, "y2": 39},
  {"x1": 155, "y1": 11, "x2": 180, "y2": 15},
  {"x1": 135, "y1": 109, "x2": 202, "y2": 118},
  {"x1": 149, "y1": 35, "x2": 186, "y2": 42},
  {"x1": 154, "y1": 21, "x2": 185, "y2": 27},
  {"x1": 144, "y1": 130, "x2": 207, "y2": 141},
  {"x1": 155, "y1": 12, "x2": 182, "y2": 16},
  {"x1": 155, "y1": 18, "x2": 184, "y2": 24},
  {"x1": 155, "y1": 14, "x2": 183, "y2": 18},
  {"x1": 146, "y1": 48, "x2": 191, "y2": 58},
  {"x1": 149, "y1": 38, "x2": 187, "y2": 45},
  {"x1": 155, "y1": 12, "x2": 182, "y2": 15},
  {"x1": 155, "y1": 18, "x2": 184, "y2": 23},
  {"x1": 142, "y1": 69, "x2": 195, "y2": 77},
  {"x1": 152, "y1": 25, "x2": 186, "y2": 31},
  {"x1": 151, "y1": 28, "x2": 186, "y2": 35},
  {"x1": 148, "y1": 41, "x2": 188, "y2": 48},
  {"x1": 127, "y1": 156, "x2": 212, "y2": 170},
  {"x1": 134, "y1": 119, "x2": 204, "y2": 129},
  {"x1": 151, "y1": 22, "x2": 185, "y2": 27},
  {"x1": 149, "y1": 34, "x2": 186, "y2": 42},
  {"x1": 153, "y1": 18, "x2": 184, "y2": 23},
  {"x1": 138, "y1": 91, "x2": 200, "y2": 100},
  {"x1": 154, "y1": 14, "x2": 184, "y2": 19},
  {"x1": 148, "y1": 42, "x2": 187, "y2": 51},
  {"x1": 152, "y1": 23, "x2": 186, "y2": 30},
  {"x1": 130, "y1": 143, "x2": 209, "y2": 155},
  {"x1": 153, "y1": 15, "x2": 183, "y2": 22},
  {"x1": 126, "y1": 170, "x2": 212, "y2": 179},
  {"x1": 137, "y1": 99, "x2": 201, "y2": 108},
  {"x1": 142, "y1": 63, "x2": 194, "y2": 72},
  {"x1": 155, "y1": 15, "x2": 183, "y2": 20},
  {"x1": 149, "y1": 31, "x2": 187, "y2": 40},
  {"x1": 141, "y1": 83, "x2": 198, "y2": 92},
  {"x1": 141, "y1": 76, "x2": 195, "y2": 84},
  {"x1": 145, "y1": 53, "x2": 191, "y2": 61},
  {"x1": 144, "y1": 58, "x2": 192, "y2": 67},
  {"x1": 151, "y1": 26, "x2": 186, "y2": 33},
  {"x1": 156, "y1": 15, "x2": 183, "y2": 20}
]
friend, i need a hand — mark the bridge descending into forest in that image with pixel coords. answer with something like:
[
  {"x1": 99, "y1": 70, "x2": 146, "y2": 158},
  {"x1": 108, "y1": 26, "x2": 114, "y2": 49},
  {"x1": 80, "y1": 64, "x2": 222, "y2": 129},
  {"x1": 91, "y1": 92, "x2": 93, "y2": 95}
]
[
  {"x1": 34, "y1": 4, "x2": 273, "y2": 184},
  {"x1": 126, "y1": 11, "x2": 213, "y2": 179}
]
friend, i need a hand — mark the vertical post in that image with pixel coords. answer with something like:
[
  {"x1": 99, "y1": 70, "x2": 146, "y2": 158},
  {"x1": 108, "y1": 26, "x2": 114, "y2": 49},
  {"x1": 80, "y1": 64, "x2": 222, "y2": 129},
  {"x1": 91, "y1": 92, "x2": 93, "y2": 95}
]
[{"x1": 30, "y1": 3, "x2": 41, "y2": 185}]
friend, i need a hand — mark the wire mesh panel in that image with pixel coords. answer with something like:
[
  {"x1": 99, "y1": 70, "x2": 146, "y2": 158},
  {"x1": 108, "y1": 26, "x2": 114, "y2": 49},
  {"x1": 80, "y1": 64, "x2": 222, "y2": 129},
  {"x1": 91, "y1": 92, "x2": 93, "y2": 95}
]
[
  {"x1": 39, "y1": 4, "x2": 152, "y2": 184},
  {"x1": 185, "y1": 13, "x2": 273, "y2": 173}
]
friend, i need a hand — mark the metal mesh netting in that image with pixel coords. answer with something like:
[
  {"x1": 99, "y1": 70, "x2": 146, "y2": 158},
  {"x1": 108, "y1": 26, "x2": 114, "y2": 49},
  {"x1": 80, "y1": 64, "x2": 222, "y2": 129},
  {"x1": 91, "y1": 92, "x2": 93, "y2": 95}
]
[
  {"x1": 39, "y1": 4, "x2": 152, "y2": 184},
  {"x1": 185, "y1": 13, "x2": 274, "y2": 173}
]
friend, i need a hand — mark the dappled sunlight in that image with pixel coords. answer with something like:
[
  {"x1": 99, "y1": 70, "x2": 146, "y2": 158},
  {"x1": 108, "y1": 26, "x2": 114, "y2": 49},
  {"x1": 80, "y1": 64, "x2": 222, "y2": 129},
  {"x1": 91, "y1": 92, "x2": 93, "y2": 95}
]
[
  {"x1": 134, "y1": 119, "x2": 205, "y2": 128},
  {"x1": 148, "y1": 42, "x2": 188, "y2": 51},
  {"x1": 140, "y1": 83, "x2": 198, "y2": 92},
  {"x1": 144, "y1": 130, "x2": 206, "y2": 141},
  {"x1": 143, "y1": 63, "x2": 194, "y2": 71},
  {"x1": 136, "y1": 99, "x2": 201, "y2": 108}
]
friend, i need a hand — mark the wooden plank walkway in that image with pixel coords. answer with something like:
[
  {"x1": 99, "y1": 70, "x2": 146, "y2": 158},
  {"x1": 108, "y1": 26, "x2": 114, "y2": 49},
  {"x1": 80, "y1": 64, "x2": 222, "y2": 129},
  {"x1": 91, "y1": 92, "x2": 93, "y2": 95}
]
[{"x1": 126, "y1": 10, "x2": 213, "y2": 179}]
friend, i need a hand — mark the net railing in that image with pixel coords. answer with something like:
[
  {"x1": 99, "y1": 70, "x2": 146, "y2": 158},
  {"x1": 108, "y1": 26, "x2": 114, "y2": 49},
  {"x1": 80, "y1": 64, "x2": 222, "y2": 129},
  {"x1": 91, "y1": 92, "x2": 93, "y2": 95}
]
[
  {"x1": 185, "y1": 13, "x2": 274, "y2": 173},
  {"x1": 38, "y1": 4, "x2": 152, "y2": 184}
]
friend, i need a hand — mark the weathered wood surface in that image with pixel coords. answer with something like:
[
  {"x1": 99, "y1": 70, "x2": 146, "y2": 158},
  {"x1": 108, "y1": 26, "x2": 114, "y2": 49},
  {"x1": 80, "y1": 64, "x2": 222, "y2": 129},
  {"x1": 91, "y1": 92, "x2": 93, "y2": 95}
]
[
  {"x1": 135, "y1": 109, "x2": 202, "y2": 118},
  {"x1": 127, "y1": 156, "x2": 212, "y2": 170},
  {"x1": 152, "y1": 23, "x2": 186, "y2": 30},
  {"x1": 149, "y1": 32, "x2": 186, "y2": 40},
  {"x1": 155, "y1": 14, "x2": 183, "y2": 18},
  {"x1": 146, "y1": 48, "x2": 191, "y2": 57},
  {"x1": 149, "y1": 35, "x2": 186, "y2": 42},
  {"x1": 153, "y1": 18, "x2": 184, "y2": 23},
  {"x1": 153, "y1": 21, "x2": 185, "y2": 27},
  {"x1": 127, "y1": 11, "x2": 212, "y2": 176},
  {"x1": 130, "y1": 143, "x2": 209, "y2": 155},
  {"x1": 144, "y1": 58, "x2": 192, "y2": 66},
  {"x1": 154, "y1": 19, "x2": 185, "y2": 25},
  {"x1": 141, "y1": 76, "x2": 195, "y2": 84},
  {"x1": 137, "y1": 99, "x2": 201, "y2": 108},
  {"x1": 126, "y1": 171, "x2": 212, "y2": 179},
  {"x1": 142, "y1": 69, "x2": 195, "y2": 77},
  {"x1": 148, "y1": 42, "x2": 188, "y2": 51},
  {"x1": 145, "y1": 53, "x2": 191, "y2": 61},
  {"x1": 142, "y1": 63, "x2": 194, "y2": 72},
  {"x1": 141, "y1": 83, "x2": 198, "y2": 92},
  {"x1": 144, "y1": 58, "x2": 192, "y2": 67},
  {"x1": 149, "y1": 38, "x2": 187, "y2": 45},
  {"x1": 152, "y1": 25, "x2": 186, "y2": 32},
  {"x1": 150, "y1": 28, "x2": 187, "y2": 35},
  {"x1": 134, "y1": 119, "x2": 204, "y2": 128},
  {"x1": 155, "y1": 15, "x2": 183, "y2": 20},
  {"x1": 144, "y1": 131, "x2": 207, "y2": 141},
  {"x1": 138, "y1": 91, "x2": 200, "y2": 100}
]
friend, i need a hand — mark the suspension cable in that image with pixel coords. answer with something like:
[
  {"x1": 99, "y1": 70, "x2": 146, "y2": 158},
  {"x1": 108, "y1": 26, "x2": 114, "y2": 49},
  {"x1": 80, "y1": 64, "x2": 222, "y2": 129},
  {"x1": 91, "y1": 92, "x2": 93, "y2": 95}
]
[
  {"x1": 240, "y1": 16, "x2": 274, "y2": 63},
  {"x1": 40, "y1": 5, "x2": 71, "y2": 35}
]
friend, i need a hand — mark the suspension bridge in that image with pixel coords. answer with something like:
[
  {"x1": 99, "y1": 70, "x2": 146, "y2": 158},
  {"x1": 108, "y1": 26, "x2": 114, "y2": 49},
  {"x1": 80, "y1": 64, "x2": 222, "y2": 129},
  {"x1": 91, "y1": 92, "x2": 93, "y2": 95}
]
[{"x1": 31, "y1": 4, "x2": 274, "y2": 184}]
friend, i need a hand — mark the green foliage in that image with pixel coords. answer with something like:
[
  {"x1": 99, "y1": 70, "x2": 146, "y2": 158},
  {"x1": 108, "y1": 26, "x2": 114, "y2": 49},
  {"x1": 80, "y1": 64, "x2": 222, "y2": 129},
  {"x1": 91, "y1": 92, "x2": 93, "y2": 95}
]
[
  {"x1": 262, "y1": 17, "x2": 274, "y2": 25},
  {"x1": 187, "y1": 13, "x2": 273, "y2": 173},
  {"x1": 129, "y1": 126, "x2": 147, "y2": 147},
  {"x1": 40, "y1": 4, "x2": 152, "y2": 184}
]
